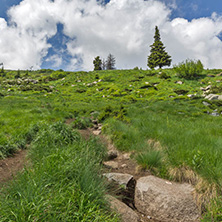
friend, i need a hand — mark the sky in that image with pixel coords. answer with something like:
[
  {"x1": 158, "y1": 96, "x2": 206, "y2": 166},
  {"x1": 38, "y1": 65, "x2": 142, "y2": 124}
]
[{"x1": 0, "y1": 0, "x2": 222, "y2": 71}]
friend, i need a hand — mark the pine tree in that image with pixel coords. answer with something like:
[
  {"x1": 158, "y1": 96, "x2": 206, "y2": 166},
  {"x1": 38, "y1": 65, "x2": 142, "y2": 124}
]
[
  {"x1": 106, "y1": 54, "x2": 115, "y2": 70},
  {"x1": 93, "y1": 56, "x2": 102, "y2": 71},
  {"x1": 148, "y1": 26, "x2": 171, "y2": 69}
]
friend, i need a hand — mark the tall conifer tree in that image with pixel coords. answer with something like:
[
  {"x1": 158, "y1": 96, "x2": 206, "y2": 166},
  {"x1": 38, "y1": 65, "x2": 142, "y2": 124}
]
[{"x1": 148, "y1": 26, "x2": 171, "y2": 69}]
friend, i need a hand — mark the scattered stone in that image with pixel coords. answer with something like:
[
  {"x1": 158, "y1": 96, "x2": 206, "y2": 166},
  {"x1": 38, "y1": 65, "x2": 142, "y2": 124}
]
[
  {"x1": 175, "y1": 80, "x2": 183, "y2": 85},
  {"x1": 103, "y1": 161, "x2": 119, "y2": 169},
  {"x1": 103, "y1": 173, "x2": 134, "y2": 189},
  {"x1": 205, "y1": 85, "x2": 212, "y2": 90},
  {"x1": 203, "y1": 101, "x2": 210, "y2": 106},
  {"x1": 210, "y1": 112, "x2": 220, "y2": 117},
  {"x1": 187, "y1": 94, "x2": 195, "y2": 98},
  {"x1": 92, "y1": 130, "x2": 101, "y2": 136},
  {"x1": 216, "y1": 80, "x2": 221, "y2": 83},
  {"x1": 121, "y1": 164, "x2": 127, "y2": 168},
  {"x1": 92, "y1": 119, "x2": 98, "y2": 124},
  {"x1": 135, "y1": 175, "x2": 200, "y2": 222},
  {"x1": 106, "y1": 195, "x2": 140, "y2": 222},
  {"x1": 107, "y1": 150, "x2": 118, "y2": 160},
  {"x1": 204, "y1": 94, "x2": 222, "y2": 101},
  {"x1": 122, "y1": 153, "x2": 131, "y2": 160}
]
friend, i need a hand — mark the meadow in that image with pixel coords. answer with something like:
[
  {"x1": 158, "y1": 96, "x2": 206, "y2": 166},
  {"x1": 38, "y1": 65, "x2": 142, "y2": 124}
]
[{"x1": 0, "y1": 67, "x2": 222, "y2": 220}]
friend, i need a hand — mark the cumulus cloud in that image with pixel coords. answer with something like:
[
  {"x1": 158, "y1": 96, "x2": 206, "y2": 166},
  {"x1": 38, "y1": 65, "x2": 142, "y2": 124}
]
[{"x1": 0, "y1": 0, "x2": 222, "y2": 70}]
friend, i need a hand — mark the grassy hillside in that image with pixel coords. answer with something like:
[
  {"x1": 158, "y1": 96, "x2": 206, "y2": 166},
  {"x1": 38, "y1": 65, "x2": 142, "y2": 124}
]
[{"x1": 0, "y1": 68, "x2": 222, "y2": 220}]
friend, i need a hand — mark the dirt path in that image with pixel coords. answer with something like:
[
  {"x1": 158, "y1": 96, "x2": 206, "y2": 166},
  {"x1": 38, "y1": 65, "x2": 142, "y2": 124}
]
[{"x1": 0, "y1": 149, "x2": 27, "y2": 185}]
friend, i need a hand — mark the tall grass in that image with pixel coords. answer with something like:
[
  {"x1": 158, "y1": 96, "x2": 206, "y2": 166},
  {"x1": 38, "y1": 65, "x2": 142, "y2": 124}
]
[{"x1": 0, "y1": 122, "x2": 119, "y2": 222}]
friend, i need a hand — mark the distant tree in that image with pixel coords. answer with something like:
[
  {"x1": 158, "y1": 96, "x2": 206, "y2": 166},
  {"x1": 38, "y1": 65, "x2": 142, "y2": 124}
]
[
  {"x1": 101, "y1": 59, "x2": 106, "y2": 70},
  {"x1": 93, "y1": 56, "x2": 102, "y2": 71},
  {"x1": 106, "y1": 54, "x2": 116, "y2": 70},
  {"x1": 0, "y1": 63, "x2": 4, "y2": 74},
  {"x1": 148, "y1": 26, "x2": 171, "y2": 69}
]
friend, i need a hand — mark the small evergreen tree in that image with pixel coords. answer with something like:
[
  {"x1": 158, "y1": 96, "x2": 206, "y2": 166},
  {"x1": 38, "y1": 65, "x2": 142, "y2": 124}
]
[
  {"x1": 148, "y1": 26, "x2": 171, "y2": 69},
  {"x1": 106, "y1": 54, "x2": 115, "y2": 70},
  {"x1": 101, "y1": 59, "x2": 106, "y2": 70},
  {"x1": 93, "y1": 56, "x2": 102, "y2": 71}
]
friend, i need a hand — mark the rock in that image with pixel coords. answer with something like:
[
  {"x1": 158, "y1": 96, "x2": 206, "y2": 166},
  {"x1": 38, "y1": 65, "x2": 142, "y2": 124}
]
[
  {"x1": 205, "y1": 85, "x2": 212, "y2": 90},
  {"x1": 175, "y1": 81, "x2": 183, "y2": 85},
  {"x1": 187, "y1": 94, "x2": 195, "y2": 98},
  {"x1": 135, "y1": 175, "x2": 200, "y2": 222},
  {"x1": 107, "y1": 150, "x2": 118, "y2": 160},
  {"x1": 103, "y1": 161, "x2": 118, "y2": 169},
  {"x1": 210, "y1": 112, "x2": 220, "y2": 117},
  {"x1": 203, "y1": 101, "x2": 210, "y2": 106},
  {"x1": 216, "y1": 72, "x2": 222, "y2": 76},
  {"x1": 106, "y1": 195, "x2": 140, "y2": 222},
  {"x1": 205, "y1": 94, "x2": 222, "y2": 101},
  {"x1": 122, "y1": 153, "x2": 131, "y2": 160},
  {"x1": 92, "y1": 130, "x2": 101, "y2": 135},
  {"x1": 103, "y1": 173, "x2": 133, "y2": 189}
]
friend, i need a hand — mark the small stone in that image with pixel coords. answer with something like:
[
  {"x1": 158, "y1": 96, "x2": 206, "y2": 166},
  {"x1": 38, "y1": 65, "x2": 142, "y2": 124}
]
[
  {"x1": 103, "y1": 161, "x2": 118, "y2": 169},
  {"x1": 92, "y1": 130, "x2": 101, "y2": 135},
  {"x1": 107, "y1": 150, "x2": 118, "y2": 160},
  {"x1": 106, "y1": 195, "x2": 140, "y2": 222},
  {"x1": 103, "y1": 173, "x2": 133, "y2": 188},
  {"x1": 122, "y1": 153, "x2": 131, "y2": 160},
  {"x1": 121, "y1": 164, "x2": 127, "y2": 168},
  {"x1": 175, "y1": 80, "x2": 183, "y2": 85},
  {"x1": 187, "y1": 94, "x2": 195, "y2": 98},
  {"x1": 203, "y1": 101, "x2": 210, "y2": 106}
]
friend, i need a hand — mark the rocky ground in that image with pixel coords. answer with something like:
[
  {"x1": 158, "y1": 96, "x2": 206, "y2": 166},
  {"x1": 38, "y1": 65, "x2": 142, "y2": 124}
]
[{"x1": 0, "y1": 124, "x2": 201, "y2": 222}]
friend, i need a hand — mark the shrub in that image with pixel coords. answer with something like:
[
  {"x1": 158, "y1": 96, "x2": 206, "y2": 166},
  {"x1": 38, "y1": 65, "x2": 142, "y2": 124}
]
[
  {"x1": 174, "y1": 59, "x2": 204, "y2": 79},
  {"x1": 135, "y1": 150, "x2": 162, "y2": 170}
]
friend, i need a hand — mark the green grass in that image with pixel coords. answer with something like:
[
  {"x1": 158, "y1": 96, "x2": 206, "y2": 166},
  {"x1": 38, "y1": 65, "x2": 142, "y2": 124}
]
[
  {"x1": 0, "y1": 122, "x2": 119, "y2": 222},
  {"x1": 1, "y1": 68, "x2": 222, "y2": 220}
]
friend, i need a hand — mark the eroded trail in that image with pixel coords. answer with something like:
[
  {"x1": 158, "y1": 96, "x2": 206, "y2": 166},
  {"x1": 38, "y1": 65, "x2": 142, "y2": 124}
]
[{"x1": 0, "y1": 150, "x2": 27, "y2": 185}]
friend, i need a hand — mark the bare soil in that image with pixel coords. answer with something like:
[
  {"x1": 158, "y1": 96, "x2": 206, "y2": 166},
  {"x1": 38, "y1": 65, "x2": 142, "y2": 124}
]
[{"x1": 0, "y1": 149, "x2": 27, "y2": 186}]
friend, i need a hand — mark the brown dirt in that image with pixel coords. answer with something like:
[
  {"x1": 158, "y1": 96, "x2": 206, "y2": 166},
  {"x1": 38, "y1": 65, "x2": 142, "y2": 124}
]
[
  {"x1": 79, "y1": 128, "x2": 157, "y2": 222},
  {"x1": 0, "y1": 149, "x2": 27, "y2": 186}
]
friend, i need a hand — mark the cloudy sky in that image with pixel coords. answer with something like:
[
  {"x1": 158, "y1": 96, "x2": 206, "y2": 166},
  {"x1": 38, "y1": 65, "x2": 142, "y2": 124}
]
[{"x1": 0, "y1": 0, "x2": 222, "y2": 71}]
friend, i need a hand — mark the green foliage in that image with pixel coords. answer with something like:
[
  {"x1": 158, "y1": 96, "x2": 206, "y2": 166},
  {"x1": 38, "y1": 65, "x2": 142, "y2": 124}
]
[
  {"x1": 148, "y1": 26, "x2": 172, "y2": 69},
  {"x1": 159, "y1": 71, "x2": 171, "y2": 79},
  {"x1": 174, "y1": 59, "x2": 204, "y2": 79},
  {"x1": 135, "y1": 150, "x2": 163, "y2": 170},
  {"x1": 72, "y1": 117, "x2": 93, "y2": 129},
  {"x1": 93, "y1": 56, "x2": 102, "y2": 71}
]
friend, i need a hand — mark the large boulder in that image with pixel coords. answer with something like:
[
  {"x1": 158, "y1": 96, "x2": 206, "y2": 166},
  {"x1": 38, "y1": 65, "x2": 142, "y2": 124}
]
[
  {"x1": 135, "y1": 175, "x2": 200, "y2": 222},
  {"x1": 107, "y1": 195, "x2": 140, "y2": 222}
]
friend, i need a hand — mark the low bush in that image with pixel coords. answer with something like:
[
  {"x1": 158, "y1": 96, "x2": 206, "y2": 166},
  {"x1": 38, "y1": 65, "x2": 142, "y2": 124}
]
[{"x1": 174, "y1": 59, "x2": 204, "y2": 79}]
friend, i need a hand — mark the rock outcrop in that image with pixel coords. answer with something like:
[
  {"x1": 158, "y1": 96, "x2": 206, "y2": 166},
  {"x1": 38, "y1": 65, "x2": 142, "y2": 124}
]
[{"x1": 134, "y1": 175, "x2": 200, "y2": 222}]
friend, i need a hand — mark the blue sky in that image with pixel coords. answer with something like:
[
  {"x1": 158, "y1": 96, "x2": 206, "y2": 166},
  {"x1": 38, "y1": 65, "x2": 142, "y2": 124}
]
[{"x1": 0, "y1": 0, "x2": 222, "y2": 70}]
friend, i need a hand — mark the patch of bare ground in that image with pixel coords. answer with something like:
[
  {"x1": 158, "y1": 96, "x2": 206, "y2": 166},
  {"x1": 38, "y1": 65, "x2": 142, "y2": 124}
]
[{"x1": 0, "y1": 149, "x2": 27, "y2": 186}]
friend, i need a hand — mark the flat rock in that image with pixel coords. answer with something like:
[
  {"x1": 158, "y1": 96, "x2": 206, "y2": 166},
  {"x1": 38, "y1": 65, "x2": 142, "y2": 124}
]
[
  {"x1": 107, "y1": 195, "x2": 140, "y2": 222},
  {"x1": 92, "y1": 130, "x2": 101, "y2": 135},
  {"x1": 103, "y1": 173, "x2": 133, "y2": 189},
  {"x1": 135, "y1": 175, "x2": 200, "y2": 222},
  {"x1": 103, "y1": 161, "x2": 118, "y2": 169},
  {"x1": 205, "y1": 94, "x2": 222, "y2": 101}
]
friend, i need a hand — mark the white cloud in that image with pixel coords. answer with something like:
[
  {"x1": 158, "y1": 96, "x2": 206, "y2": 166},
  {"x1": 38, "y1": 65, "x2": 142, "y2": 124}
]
[
  {"x1": 0, "y1": 0, "x2": 222, "y2": 70},
  {"x1": 45, "y1": 54, "x2": 62, "y2": 68}
]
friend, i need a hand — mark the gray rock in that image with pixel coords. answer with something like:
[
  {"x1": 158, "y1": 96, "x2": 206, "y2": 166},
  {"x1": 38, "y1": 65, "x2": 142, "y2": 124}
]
[
  {"x1": 203, "y1": 101, "x2": 210, "y2": 106},
  {"x1": 210, "y1": 112, "x2": 220, "y2": 117},
  {"x1": 103, "y1": 173, "x2": 133, "y2": 189},
  {"x1": 106, "y1": 195, "x2": 140, "y2": 222},
  {"x1": 205, "y1": 94, "x2": 219, "y2": 101},
  {"x1": 187, "y1": 94, "x2": 195, "y2": 98},
  {"x1": 135, "y1": 175, "x2": 200, "y2": 222}
]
